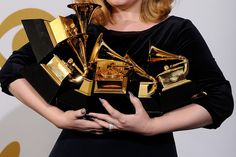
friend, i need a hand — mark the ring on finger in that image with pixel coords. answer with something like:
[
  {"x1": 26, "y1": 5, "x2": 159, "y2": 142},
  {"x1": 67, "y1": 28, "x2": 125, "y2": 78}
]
[{"x1": 108, "y1": 123, "x2": 114, "y2": 131}]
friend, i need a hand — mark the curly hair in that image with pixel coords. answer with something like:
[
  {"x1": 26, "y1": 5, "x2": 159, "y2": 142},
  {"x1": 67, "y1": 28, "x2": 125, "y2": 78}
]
[{"x1": 74, "y1": 0, "x2": 173, "y2": 25}]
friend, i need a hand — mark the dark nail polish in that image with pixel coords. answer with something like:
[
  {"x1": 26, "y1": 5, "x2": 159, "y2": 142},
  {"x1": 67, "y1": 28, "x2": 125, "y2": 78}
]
[
  {"x1": 81, "y1": 108, "x2": 86, "y2": 115},
  {"x1": 99, "y1": 98, "x2": 105, "y2": 103},
  {"x1": 128, "y1": 91, "x2": 134, "y2": 97}
]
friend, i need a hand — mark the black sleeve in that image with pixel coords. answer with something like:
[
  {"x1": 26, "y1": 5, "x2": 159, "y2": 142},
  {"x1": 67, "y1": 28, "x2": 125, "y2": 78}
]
[
  {"x1": 0, "y1": 43, "x2": 37, "y2": 95},
  {"x1": 175, "y1": 20, "x2": 234, "y2": 129}
]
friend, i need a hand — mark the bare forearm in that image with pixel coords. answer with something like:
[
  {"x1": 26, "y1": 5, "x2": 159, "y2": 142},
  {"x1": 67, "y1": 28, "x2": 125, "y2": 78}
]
[
  {"x1": 8, "y1": 78, "x2": 104, "y2": 132},
  {"x1": 149, "y1": 104, "x2": 213, "y2": 135},
  {"x1": 9, "y1": 78, "x2": 63, "y2": 124}
]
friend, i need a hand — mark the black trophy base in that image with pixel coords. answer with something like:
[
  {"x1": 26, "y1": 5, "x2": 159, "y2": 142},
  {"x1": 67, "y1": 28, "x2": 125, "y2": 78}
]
[
  {"x1": 55, "y1": 89, "x2": 163, "y2": 117},
  {"x1": 54, "y1": 81, "x2": 201, "y2": 118}
]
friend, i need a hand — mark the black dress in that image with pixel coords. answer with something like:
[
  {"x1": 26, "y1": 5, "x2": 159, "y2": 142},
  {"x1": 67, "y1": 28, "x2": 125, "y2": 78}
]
[{"x1": 0, "y1": 16, "x2": 234, "y2": 157}]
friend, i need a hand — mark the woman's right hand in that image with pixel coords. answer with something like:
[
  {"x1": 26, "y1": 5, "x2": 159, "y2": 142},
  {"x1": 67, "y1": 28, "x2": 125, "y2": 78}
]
[
  {"x1": 9, "y1": 79, "x2": 104, "y2": 134},
  {"x1": 54, "y1": 108, "x2": 104, "y2": 133}
]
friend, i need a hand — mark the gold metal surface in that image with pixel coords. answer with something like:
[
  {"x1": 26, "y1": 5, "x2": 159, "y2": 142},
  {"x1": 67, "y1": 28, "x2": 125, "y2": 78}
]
[
  {"x1": 94, "y1": 59, "x2": 129, "y2": 94},
  {"x1": 45, "y1": 16, "x2": 78, "y2": 47},
  {"x1": 125, "y1": 55, "x2": 158, "y2": 97},
  {"x1": 68, "y1": 2, "x2": 101, "y2": 34},
  {"x1": 90, "y1": 34, "x2": 129, "y2": 94},
  {"x1": 61, "y1": 2, "x2": 101, "y2": 86},
  {"x1": 89, "y1": 33, "x2": 159, "y2": 97},
  {"x1": 41, "y1": 55, "x2": 71, "y2": 85},
  {"x1": 157, "y1": 66, "x2": 191, "y2": 91},
  {"x1": 89, "y1": 33, "x2": 158, "y2": 95},
  {"x1": 148, "y1": 46, "x2": 191, "y2": 91},
  {"x1": 75, "y1": 78, "x2": 93, "y2": 96},
  {"x1": 138, "y1": 82, "x2": 155, "y2": 98}
]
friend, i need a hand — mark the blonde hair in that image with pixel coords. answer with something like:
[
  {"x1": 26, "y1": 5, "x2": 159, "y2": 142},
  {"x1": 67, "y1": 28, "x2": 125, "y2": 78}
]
[{"x1": 90, "y1": 0, "x2": 173, "y2": 25}]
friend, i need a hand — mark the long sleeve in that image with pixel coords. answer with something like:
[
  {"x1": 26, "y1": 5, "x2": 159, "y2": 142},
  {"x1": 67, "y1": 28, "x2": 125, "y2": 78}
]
[
  {"x1": 0, "y1": 43, "x2": 36, "y2": 95},
  {"x1": 174, "y1": 19, "x2": 234, "y2": 128}
]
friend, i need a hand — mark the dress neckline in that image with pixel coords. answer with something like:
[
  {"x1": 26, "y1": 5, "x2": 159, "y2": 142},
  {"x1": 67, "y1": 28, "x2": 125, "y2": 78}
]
[{"x1": 99, "y1": 16, "x2": 174, "y2": 36}]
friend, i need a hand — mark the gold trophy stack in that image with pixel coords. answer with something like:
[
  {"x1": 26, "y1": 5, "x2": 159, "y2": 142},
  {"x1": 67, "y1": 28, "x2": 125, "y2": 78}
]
[{"x1": 21, "y1": 1, "x2": 194, "y2": 114}]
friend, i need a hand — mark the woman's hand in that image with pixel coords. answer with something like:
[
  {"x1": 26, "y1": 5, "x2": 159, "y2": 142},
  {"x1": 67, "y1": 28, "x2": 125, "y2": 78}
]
[
  {"x1": 8, "y1": 79, "x2": 104, "y2": 134},
  {"x1": 88, "y1": 92, "x2": 154, "y2": 136},
  {"x1": 55, "y1": 108, "x2": 104, "y2": 133}
]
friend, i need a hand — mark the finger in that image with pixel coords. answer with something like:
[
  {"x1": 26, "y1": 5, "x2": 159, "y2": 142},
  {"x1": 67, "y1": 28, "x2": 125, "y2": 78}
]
[
  {"x1": 75, "y1": 118, "x2": 102, "y2": 130},
  {"x1": 88, "y1": 113, "x2": 118, "y2": 125},
  {"x1": 74, "y1": 108, "x2": 86, "y2": 118},
  {"x1": 88, "y1": 128, "x2": 104, "y2": 133},
  {"x1": 91, "y1": 131, "x2": 104, "y2": 135},
  {"x1": 92, "y1": 117, "x2": 109, "y2": 128},
  {"x1": 93, "y1": 118, "x2": 118, "y2": 131},
  {"x1": 128, "y1": 92, "x2": 145, "y2": 113},
  {"x1": 99, "y1": 98, "x2": 122, "y2": 119}
]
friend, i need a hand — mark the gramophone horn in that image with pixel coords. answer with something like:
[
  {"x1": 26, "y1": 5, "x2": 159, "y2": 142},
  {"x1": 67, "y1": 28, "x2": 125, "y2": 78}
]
[{"x1": 68, "y1": 2, "x2": 101, "y2": 34}]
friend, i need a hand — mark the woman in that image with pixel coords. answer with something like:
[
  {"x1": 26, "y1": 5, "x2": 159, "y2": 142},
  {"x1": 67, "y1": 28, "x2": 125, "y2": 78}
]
[{"x1": 0, "y1": 0, "x2": 234, "y2": 156}]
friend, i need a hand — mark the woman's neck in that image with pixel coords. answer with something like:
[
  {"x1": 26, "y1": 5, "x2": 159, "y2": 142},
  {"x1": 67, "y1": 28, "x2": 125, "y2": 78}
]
[
  {"x1": 105, "y1": 4, "x2": 158, "y2": 32},
  {"x1": 110, "y1": 1, "x2": 142, "y2": 24},
  {"x1": 103, "y1": 1, "x2": 161, "y2": 32},
  {"x1": 105, "y1": 21, "x2": 158, "y2": 32},
  {"x1": 105, "y1": 11, "x2": 158, "y2": 32}
]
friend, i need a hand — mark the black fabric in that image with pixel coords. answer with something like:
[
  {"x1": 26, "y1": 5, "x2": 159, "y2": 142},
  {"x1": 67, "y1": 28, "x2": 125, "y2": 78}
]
[
  {"x1": 0, "y1": 15, "x2": 234, "y2": 157},
  {"x1": 50, "y1": 130, "x2": 177, "y2": 157},
  {"x1": 0, "y1": 43, "x2": 36, "y2": 95},
  {"x1": 87, "y1": 16, "x2": 234, "y2": 129}
]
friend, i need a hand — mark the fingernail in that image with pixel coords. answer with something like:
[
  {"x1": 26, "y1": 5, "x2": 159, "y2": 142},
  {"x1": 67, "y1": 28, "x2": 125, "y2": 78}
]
[
  {"x1": 128, "y1": 91, "x2": 134, "y2": 97},
  {"x1": 91, "y1": 117, "x2": 96, "y2": 121},
  {"x1": 99, "y1": 98, "x2": 105, "y2": 103},
  {"x1": 81, "y1": 108, "x2": 86, "y2": 115}
]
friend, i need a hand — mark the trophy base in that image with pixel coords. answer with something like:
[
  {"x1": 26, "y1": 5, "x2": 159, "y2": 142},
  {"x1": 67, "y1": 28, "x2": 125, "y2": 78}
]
[
  {"x1": 22, "y1": 68, "x2": 199, "y2": 118},
  {"x1": 21, "y1": 65, "x2": 204, "y2": 118},
  {"x1": 56, "y1": 88, "x2": 163, "y2": 117}
]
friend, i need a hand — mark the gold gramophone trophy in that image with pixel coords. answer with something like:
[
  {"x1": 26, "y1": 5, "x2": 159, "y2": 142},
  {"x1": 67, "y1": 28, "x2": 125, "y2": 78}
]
[
  {"x1": 21, "y1": 2, "x2": 102, "y2": 106},
  {"x1": 21, "y1": 1, "x2": 200, "y2": 115},
  {"x1": 89, "y1": 33, "x2": 158, "y2": 97},
  {"x1": 148, "y1": 46, "x2": 191, "y2": 91}
]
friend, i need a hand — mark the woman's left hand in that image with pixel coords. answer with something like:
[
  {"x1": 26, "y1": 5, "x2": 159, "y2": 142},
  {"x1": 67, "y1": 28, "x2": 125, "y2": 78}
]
[{"x1": 88, "y1": 92, "x2": 154, "y2": 136}]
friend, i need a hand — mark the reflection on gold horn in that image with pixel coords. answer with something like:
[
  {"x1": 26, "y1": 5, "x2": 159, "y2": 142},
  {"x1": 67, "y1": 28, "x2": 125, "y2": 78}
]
[
  {"x1": 64, "y1": 2, "x2": 101, "y2": 84},
  {"x1": 57, "y1": 2, "x2": 101, "y2": 96},
  {"x1": 68, "y1": 2, "x2": 101, "y2": 34},
  {"x1": 125, "y1": 55, "x2": 158, "y2": 97},
  {"x1": 90, "y1": 33, "x2": 129, "y2": 64},
  {"x1": 148, "y1": 46, "x2": 191, "y2": 91}
]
